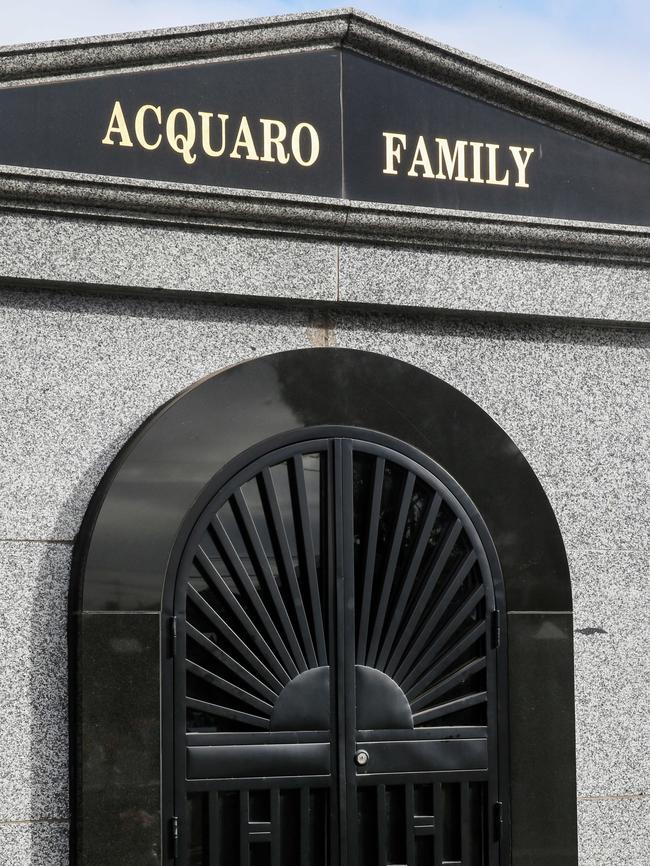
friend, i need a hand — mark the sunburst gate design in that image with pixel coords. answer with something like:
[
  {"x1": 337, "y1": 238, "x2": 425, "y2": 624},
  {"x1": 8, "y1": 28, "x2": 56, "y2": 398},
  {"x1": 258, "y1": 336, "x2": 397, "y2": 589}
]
[{"x1": 175, "y1": 436, "x2": 499, "y2": 866}]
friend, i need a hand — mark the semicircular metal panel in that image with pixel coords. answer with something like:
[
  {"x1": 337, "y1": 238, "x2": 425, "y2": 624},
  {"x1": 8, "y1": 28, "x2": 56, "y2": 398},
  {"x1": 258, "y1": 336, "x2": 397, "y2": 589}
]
[{"x1": 173, "y1": 433, "x2": 501, "y2": 866}]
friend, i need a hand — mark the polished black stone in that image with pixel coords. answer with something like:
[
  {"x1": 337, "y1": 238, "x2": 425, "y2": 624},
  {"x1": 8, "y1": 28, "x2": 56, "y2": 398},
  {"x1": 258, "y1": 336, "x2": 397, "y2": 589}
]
[
  {"x1": 507, "y1": 612, "x2": 578, "y2": 866},
  {"x1": 76, "y1": 348, "x2": 570, "y2": 614},
  {"x1": 1, "y1": 48, "x2": 649, "y2": 225},
  {"x1": 71, "y1": 348, "x2": 577, "y2": 866},
  {"x1": 76, "y1": 612, "x2": 160, "y2": 866}
]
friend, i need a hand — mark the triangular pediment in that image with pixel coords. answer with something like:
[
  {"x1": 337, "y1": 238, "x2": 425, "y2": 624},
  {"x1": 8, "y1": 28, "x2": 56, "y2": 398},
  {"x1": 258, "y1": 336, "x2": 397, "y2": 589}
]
[{"x1": 0, "y1": 9, "x2": 649, "y2": 228}]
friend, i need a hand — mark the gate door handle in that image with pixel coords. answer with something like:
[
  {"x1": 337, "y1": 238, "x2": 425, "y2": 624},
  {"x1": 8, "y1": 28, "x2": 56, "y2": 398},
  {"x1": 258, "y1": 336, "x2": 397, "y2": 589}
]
[{"x1": 354, "y1": 749, "x2": 370, "y2": 767}]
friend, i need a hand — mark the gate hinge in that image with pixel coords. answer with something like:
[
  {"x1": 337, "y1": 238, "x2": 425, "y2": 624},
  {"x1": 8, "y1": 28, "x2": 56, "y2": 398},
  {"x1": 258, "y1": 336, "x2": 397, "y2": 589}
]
[
  {"x1": 170, "y1": 815, "x2": 180, "y2": 859},
  {"x1": 493, "y1": 801, "x2": 503, "y2": 841},
  {"x1": 168, "y1": 616, "x2": 177, "y2": 658},
  {"x1": 491, "y1": 609, "x2": 501, "y2": 649}
]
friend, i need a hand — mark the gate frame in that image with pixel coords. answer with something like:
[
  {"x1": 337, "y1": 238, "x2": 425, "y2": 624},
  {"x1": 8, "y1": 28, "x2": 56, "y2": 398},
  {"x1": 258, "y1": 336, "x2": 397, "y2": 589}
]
[{"x1": 70, "y1": 347, "x2": 578, "y2": 866}]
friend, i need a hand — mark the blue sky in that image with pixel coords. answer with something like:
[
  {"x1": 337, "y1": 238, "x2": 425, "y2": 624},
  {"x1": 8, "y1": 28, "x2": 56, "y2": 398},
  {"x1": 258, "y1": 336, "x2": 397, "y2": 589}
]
[{"x1": 2, "y1": 1, "x2": 648, "y2": 121}]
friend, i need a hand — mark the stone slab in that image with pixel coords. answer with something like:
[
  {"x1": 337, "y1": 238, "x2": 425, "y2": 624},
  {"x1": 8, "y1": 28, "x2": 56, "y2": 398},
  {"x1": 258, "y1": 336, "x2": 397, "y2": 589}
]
[
  {"x1": 0, "y1": 820, "x2": 68, "y2": 866},
  {"x1": 577, "y1": 796, "x2": 650, "y2": 866},
  {"x1": 339, "y1": 243, "x2": 650, "y2": 323},
  {"x1": 0, "y1": 288, "x2": 321, "y2": 540},
  {"x1": 329, "y1": 309, "x2": 649, "y2": 484},
  {"x1": 0, "y1": 542, "x2": 70, "y2": 822},
  {"x1": 571, "y1": 548, "x2": 650, "y2": 798},
  {"x1": 0, "y1": 211, "x2": 338, "y2": 301}
]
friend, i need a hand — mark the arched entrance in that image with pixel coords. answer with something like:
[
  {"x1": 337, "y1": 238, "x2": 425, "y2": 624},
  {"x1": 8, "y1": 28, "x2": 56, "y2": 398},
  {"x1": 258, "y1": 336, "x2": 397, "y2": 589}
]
[
  {"x1": 71, "y1": 348, "x2": 577, "y2": 866},
  {"x1": 173, "y1": 431, "x2": 504, "y2": 865}
]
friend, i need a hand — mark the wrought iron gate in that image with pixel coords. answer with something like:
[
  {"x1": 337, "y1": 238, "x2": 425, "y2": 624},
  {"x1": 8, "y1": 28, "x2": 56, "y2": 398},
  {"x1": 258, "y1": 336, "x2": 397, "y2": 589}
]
[{"x1": 172, "y1": 434, "x2": 504, "y2": 865}]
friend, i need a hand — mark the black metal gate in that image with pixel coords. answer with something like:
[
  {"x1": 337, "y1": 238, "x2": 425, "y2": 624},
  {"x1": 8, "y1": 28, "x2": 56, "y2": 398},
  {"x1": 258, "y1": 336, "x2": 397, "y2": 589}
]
[{"x1": 172, "y1": 433, "x2": 504, "y2": 865}]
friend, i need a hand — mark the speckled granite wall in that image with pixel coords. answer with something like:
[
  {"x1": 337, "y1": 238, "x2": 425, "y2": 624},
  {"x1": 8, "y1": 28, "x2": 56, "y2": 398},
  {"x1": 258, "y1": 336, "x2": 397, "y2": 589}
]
[{"x1": 0, "y1": 284, "x2": 647, "y2": 865}]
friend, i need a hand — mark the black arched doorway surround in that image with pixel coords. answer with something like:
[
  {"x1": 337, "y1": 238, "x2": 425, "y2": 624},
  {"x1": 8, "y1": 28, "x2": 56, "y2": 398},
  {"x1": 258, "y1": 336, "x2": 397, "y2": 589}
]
[{"x1": 70, "y1": 349, "x2": 578, "y2": 866}]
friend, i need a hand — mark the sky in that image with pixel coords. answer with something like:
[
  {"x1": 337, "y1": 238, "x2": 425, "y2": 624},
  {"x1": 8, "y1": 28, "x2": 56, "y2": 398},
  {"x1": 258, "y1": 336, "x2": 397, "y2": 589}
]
[{"x1": 1, "y1": 1, "x2": 648, "y2": 122}]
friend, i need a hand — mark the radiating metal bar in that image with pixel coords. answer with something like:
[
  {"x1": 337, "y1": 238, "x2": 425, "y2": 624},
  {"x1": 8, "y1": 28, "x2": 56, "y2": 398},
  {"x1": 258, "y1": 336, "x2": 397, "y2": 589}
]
[
  {"x1": 259, "y1": 466, "x2": 318, "y2": 668},
  {"x1": 412, "y1": 691, "x2": 488, "y2": 726},
  {"x1": 186, "y1": 697, "x2": 270, "y2": 729},
  {"x1": 366, "y1": 471, "x2": 416, "y2": 668},
  {"x1": 290, "y1": 454, "x2": 328, "y2": 666},
  {"x1": 195, "y1": 546, "x2": 290, "y2": 684},
  {"x1": 186, "y1": 659, "x2": 274, "y2": 716},
  {"x1": 385, "y1": 518, "x2": 463, "y2": 678},
  {"x1": 212, "y1": 515, "x2": 299, "y2": 678},
  {"x1": 376, "y1": 491, "x2": 442, "y2": 671},
  {"x1": 186, "y1": 622, "x2": 279, "y2": 702},
  {"x1": 409, "y1": 657, "x2": 487, "y2": 713},
  {"x1": 393, "y1": 549, "x2": 477, "y2": 685},
  {"x1": 187, "y1": 583, "x2": 283, "y2": 693},
  {"x1": 231, "y1": 488, "x2": 308, "y2": 673},
  {"x1": 356, "y1": 456, "x2": 385, "y2": 664},
  {"x1": 404, "y1": 620, "x2": 486, "y2": 703},
  {"x1": 401, "y1": 586, "x2": 485, "y2": 695}
]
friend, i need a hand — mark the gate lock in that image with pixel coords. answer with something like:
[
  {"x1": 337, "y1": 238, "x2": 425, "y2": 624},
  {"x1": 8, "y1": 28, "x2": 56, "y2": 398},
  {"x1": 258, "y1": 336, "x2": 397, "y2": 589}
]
[{"x1": 354, "y1": 749, "x2": 370, "y2": 767}]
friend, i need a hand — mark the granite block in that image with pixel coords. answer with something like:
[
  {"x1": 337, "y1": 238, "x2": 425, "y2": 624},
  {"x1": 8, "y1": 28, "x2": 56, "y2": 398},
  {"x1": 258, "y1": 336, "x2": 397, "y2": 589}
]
[
  {"x1": 539, "y1": 469, "x2": 649, "y2": 552},
  {"x1": 0, "y1": 288, "x2": 319, "y2": 540},
  {"x1": 0, "y1": 211, "x2": 337, "y2": 301},
  {"x1": 0, "y1": 819, "x2": 69, "y2": 866},
  {"x1": 577, "y1": 796, "x2": 650, "y2": 866},
  {"x1": 330, "y1": 309, "x2": 649, "y2": 482},
  {"x1": 338, "y1": 243, "x2": 650, "y2": 323},
  {"x1": 0, "y1": 542, "x2": 70, "y2": 822},
  {"x1": 571, "y1": 549, "x2": 650, "y2": 797}
]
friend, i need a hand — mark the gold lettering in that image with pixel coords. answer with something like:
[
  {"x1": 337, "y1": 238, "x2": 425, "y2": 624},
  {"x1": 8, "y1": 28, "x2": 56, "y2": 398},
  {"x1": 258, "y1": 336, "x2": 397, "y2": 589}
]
[
  {"x1": 382, "y1": 132, "x2": 407, "y2": 175},
  {"x1": 259, "y1": 119, "x2": 290, "y2": 164},
  {"x1": 166, "y1": 108, "x2": 197, "y2": 165},
  {"x1": 485, "y1": 143, "x2": 509, "y2": 185},
  {"x1": 199, "y1": 112, "x2": 229, "y2": 158},
  {"x1": 101, "y1": 101, "x2": 133, "y2": 148},
  {"x1": 230, "y1": 116, "x2": 260, "y2": 161},
  {"x1": 469, "y1": 142, "x2": 484, "y2": 183},
  {"x1": 436, "y1": 138, "x2": 468, "y2": 181},
  {"x1": 291, "y1": 122, "x2": 319, "y2": 166},
  {"x1": 407, "y1": 136, "x2": 435, "y2": 178},
  {"x1": 509, "y1": 146, "x2": 535, "y2": 188},
  {"x1": 134, "y1": 104, "x2": 162, "y2": 151}
]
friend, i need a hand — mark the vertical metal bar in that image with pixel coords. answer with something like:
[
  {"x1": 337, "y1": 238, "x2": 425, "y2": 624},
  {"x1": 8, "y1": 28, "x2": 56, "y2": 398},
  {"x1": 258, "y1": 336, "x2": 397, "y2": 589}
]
[
  {"x1": 208, "y1": 792, "x2": 220, "y2": 866},
  {"x1": 325, "y1": 443, "x2": 339, "y2": 866},
  {"x1": 300, "y1": 786, "x2": 310, "y2": 866},
  {"x1": 334, "y1": 439, "x2": 349, "y2": 866},
  {"x1": 405, "y1": 784, "x2": 415, "y2": 866},
  {"x1": 341, "y1": 440, "x2": 358, "y2": 866},
  {"x1": 433, "y1": 783, "x2": 443, "y2": 866},
  {"x1": 460, "y1": 782, "x2": 471, "y2": 866},
  {"x1": 270, "y1": 788, "x2": 281, "y2": 866},
  {"x1": 239, "y1": 790, "x2": 250, "y2": 866},
  {"x1": 376, "y1": 785, "x2": 387, "y2": 866}
]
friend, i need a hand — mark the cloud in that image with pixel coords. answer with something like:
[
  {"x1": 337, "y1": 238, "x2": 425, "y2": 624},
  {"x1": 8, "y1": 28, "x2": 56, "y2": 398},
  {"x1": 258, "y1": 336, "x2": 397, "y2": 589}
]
[{"x1": 1, "y1": 1, "x2": 648, "y2": 121}]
